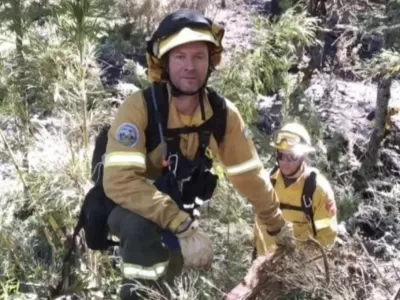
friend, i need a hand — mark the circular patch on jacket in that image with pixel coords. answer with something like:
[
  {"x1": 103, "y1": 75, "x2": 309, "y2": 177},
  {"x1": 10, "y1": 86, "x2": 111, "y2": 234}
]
[{"x1": 116, "y1": 123, "x2": 139, "y2": 147}]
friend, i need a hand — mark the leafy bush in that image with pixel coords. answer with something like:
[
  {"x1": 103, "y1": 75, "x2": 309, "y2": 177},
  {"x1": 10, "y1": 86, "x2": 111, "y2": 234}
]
[{"x1": 210, "y1": 4, "x2": 320, "y2": 125}]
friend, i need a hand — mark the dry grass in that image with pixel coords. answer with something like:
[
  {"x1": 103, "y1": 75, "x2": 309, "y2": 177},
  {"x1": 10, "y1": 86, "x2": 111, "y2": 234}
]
[{"x1": 225, "y1": 235, "x2": 399, "y2": 300}]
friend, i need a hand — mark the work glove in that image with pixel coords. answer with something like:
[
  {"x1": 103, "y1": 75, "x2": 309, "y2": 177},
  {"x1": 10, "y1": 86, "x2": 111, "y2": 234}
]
[
  {"x1": 268, "y1": 221, "x2": 296, "y2": 252},
  {"x1": 175, "y1": 218, "x2": 213, "y2": 269}
]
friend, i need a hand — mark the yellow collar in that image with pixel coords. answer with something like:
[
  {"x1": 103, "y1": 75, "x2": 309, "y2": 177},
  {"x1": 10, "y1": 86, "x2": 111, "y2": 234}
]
[
  {"x1": 286, "y1": 162, "x2": 307, "y2": 179},
  {"x1": 167, "y1": 85, "x2": 214, "y2": 128},
  {"x1": 274, "y1": 162, "x2": 309, "y2": 182}
]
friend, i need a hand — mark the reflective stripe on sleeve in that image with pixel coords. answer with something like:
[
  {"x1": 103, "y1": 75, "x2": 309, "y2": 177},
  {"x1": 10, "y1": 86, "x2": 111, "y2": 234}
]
[
  {"x1": 225, "y1": 157, "x2": 261, "y2": 176},
  {"x1": 314, "y1": 217, "x2": 337, "y2": 231},
  {"x1": 123, "y1": 261, "x2": 168, "y2": 280},
  {"x1": 104, "y1": 152, "x2": 146, "y2": 169}
]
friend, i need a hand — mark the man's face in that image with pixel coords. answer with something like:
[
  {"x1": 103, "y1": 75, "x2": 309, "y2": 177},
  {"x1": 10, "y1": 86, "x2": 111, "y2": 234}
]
[
  {"x1": 277, "y1": 150, "x2": 304, "y2": 176},
  {"x1": 168, "y1": 41, "x2": 210, "y2": 94}
]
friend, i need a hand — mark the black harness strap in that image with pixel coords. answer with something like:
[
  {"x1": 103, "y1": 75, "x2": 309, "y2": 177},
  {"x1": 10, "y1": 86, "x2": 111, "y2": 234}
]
[
  {"x1": 279, "y1": 203, "x2": 304, "y2": 212},
  {"x1": 159, "y1": 122, "x2": 215, "y2": 214},
  {"x1": 143, "y1": 82, "x2": 226, "y2": 216},
  {"x1": 144, "y1": 82, "x2": 169, "y2": 153},
  {"x1": 303, "y1": 171, "x2": 317, "y2": 237},
  {"x1": 206, "y1": 86, "x2": 227, "y2": 146},
  {"x1": 144, "y1": 83, "x2": 227, "y2": 151}
]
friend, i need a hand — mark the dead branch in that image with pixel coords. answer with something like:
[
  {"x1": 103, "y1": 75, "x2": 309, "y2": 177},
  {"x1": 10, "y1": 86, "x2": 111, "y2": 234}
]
[{"x1": 354, "y1": 233, "x2": 392, "y2": 291}]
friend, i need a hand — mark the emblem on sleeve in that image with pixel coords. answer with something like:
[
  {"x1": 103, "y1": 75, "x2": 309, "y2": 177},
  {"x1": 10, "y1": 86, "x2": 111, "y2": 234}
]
[
  {"x1": 326, "y1": 199, "x2": 336, "y2": 216},
  {"x1": 116, "y1": 123, "x2": 139, "y2": 147}
]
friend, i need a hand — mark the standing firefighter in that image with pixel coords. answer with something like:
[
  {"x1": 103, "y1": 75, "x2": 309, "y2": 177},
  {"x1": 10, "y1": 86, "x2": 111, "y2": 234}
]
[
  {"x1": 101, "y1": 9, "x2": 296, "y2": 299},
  {"x1": 253, "y1": 122, "x2": 338, "y2": 258}
]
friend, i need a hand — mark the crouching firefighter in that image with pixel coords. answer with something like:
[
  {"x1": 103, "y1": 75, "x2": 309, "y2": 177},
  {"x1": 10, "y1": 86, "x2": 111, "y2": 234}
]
[
  {"x1": 253, "y1": 122, "x2": 338, "y2": 259},
  {"x1": 101, "y1": 9, "x2": 296, "y2": 299}
]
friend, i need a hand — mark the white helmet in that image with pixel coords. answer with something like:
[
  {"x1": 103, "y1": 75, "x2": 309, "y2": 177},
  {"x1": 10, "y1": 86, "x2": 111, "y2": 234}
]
[{"x1": 270, "y1": 122, "x2": 315, "y2": 156}]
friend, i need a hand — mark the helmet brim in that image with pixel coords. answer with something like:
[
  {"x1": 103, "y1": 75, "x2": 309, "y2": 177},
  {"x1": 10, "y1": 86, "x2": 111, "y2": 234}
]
[
  {"x1": 270, "y1": 142, "x2": 315, "y2": 156},
  {"x1": 155, "y1": 27, "x2": 219, "y2": 59}
]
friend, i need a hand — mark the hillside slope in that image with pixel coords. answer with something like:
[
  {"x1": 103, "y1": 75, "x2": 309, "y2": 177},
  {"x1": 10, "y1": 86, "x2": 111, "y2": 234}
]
[{"x1": 1, "y1": 0, "x2": 400, "y2": 299}]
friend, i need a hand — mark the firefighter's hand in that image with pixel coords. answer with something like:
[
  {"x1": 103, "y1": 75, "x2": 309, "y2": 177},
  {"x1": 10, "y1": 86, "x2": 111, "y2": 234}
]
[
  {"x1": 175, "y1": 219, "x2": 213, "y2": 269},
  {"x1": 269, "y1": 221, "x2": 296, "y2": 253},
  {"x1": 225, "y1": 280, "x2": 252, "y2": 300}
]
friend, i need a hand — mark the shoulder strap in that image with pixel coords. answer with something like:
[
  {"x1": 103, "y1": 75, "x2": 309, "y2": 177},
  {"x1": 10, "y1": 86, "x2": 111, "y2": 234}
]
[
  {"x1": 91, "y1": 123, "x2": 111, "y2": 185},
  {"x1": 144, "y1": 82, "x2": 169, "y2": 153},
  {"x1": 301, "y1": 171, "x2": 317, "y2": 237},
  {"x1": 269, "y1": 164, "x2": 279, "y2": 186},
  {"x1": 143, "y1": 84, "x2": 228, "y2": 149},
  {"x1": 206, "y1": 86, "x2": 227, "y2": 146}
]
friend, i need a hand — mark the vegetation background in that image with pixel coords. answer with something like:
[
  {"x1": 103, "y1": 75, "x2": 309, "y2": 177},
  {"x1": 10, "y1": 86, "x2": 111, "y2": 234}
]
[{"x1": 1, "y1": 0, "x2": 400, "y2": 299}]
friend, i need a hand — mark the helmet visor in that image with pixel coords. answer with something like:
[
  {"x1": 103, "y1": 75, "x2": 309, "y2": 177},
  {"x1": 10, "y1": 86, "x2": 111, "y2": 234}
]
[{"x1": 273, "y1": 131, "x2": 302, "y2": 147}]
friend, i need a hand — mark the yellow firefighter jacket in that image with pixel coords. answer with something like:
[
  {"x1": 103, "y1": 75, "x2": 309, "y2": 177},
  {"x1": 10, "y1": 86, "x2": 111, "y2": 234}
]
[
  {"x1": 103, "y1": 85, "x2": 286, "y2": 233},
  {"x1": 254, "y1": 166, "x2": 338, "y2": 256}
]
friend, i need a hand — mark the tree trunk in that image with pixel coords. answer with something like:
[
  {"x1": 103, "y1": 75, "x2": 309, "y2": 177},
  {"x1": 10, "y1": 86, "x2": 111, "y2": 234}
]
[
  {"x1": 361, "y1": 77, "x2": 392, "y2": 173},
  {"x1": 221, "y1": 0, "x2": 226, "y2": 8}
]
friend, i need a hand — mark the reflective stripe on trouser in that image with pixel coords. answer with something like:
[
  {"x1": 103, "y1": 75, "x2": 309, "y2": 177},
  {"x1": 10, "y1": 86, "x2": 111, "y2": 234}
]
[
  {"x1": 107, "y1": 206, "x2": 181, "y2": 300},
  {"x1": 122, "y1": 261, "x2": 168, "y2": 281}
]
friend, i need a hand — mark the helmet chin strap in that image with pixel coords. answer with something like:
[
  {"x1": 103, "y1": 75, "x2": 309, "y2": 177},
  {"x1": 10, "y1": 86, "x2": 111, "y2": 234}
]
[{"x1": 168, "y1": 79, "x2": 207, "y2": 121}]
